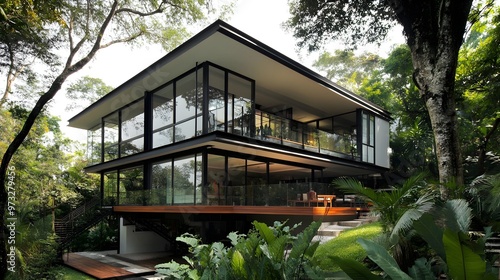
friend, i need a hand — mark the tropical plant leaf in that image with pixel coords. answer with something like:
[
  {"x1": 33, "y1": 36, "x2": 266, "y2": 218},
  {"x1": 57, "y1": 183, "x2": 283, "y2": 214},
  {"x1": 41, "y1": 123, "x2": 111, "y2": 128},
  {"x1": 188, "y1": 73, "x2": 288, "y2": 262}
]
[
  {"x1": 231, "y1": 249, "x2": 247, "y2": 279},
  {"x1": 176, "y1": 233, "x2": 200, "y2": 248},
  {"x1": 443, "y1": 228, "x2": 486, "y2": 280},
  {"x1": 413, "y1": 213, "x2": 445, "y2": 260},
  {"x1": 408, "y1": 257, "x2": 435, "y2": 280},
  {"x1": 441, "y1": 199, "x2": 472, "y2": 233},
  {"x1": 253, "y1": 221, "x2": 276, "y2": 244},
  {"x1": 357, "y1": 238, "x2": 413, "y2": 280},
  {"x1": 289, "y1": 220, "x2": 320, "y2": 260},
  {"x1": 329, "y1": 255, "x2": 382, "y2": 280},
  {"x1": 391, "y1": 208, "x2": 425, "y2": 240}
]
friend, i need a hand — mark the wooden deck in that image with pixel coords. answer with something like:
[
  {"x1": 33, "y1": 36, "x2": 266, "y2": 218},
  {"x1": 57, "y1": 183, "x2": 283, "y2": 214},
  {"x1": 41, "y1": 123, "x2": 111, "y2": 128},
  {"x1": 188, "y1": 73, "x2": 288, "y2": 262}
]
[
  {"x1": 63, "y1": 253, "x2": 153, "y2": 279},
  {"x1": 113, "y1": 205, "x2": 363, "y2": 216}
]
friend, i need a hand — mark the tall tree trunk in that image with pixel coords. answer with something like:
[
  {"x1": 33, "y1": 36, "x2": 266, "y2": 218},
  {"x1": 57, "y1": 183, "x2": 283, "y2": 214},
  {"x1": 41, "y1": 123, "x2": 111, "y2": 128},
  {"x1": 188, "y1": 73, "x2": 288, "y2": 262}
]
[
  {"x1": 391, "y1": 0, "x2": 473, "y2": 198},
  {"x1": 0, "y1": 2, "x2": 117, "y2": 274},
  {"x1": 0, "y1": 73, "x2": 67, "y2": 274}
]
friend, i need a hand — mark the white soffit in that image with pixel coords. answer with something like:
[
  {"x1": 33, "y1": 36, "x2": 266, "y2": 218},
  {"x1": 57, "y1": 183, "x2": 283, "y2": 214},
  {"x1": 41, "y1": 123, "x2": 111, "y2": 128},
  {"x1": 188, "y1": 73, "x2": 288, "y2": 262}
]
[{"x1": 69, "y1": 23, "x2": 386, "y2": 130}]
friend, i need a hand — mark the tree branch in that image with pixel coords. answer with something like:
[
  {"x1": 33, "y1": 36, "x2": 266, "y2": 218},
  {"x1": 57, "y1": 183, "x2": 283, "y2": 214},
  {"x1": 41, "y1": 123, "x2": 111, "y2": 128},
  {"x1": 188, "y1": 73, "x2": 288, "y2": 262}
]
[{"x1": 100, "y1": 31, "x2": 145, "y2": 49}]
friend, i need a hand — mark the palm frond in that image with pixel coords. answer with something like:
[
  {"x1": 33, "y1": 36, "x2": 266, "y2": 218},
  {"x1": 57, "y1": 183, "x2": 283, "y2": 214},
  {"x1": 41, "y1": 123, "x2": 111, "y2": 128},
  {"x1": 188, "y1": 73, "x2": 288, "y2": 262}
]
[
  {"x1": 440, "y1": 199, "x2": 472, "y2": 233},
  {"x1": 333, "y1": 177, "x2": 378, "y2": 201}
]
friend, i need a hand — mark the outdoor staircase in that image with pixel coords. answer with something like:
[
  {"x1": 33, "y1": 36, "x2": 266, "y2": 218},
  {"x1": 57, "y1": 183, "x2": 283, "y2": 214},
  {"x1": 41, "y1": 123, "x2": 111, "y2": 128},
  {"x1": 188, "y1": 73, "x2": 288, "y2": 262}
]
[
  {"x1": 313, "y1": 212, "x2": 379, "y2": 243},
  {"x1": 55, "y1": 196, "x2": 113, "y2": 249}
]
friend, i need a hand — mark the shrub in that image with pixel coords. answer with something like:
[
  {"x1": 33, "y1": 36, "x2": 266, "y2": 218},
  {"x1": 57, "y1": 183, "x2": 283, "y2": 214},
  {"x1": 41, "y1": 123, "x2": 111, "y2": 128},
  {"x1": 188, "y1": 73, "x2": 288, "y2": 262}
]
[{"x1": 156, "y1": 220, "x2": 346, "y2": 279}]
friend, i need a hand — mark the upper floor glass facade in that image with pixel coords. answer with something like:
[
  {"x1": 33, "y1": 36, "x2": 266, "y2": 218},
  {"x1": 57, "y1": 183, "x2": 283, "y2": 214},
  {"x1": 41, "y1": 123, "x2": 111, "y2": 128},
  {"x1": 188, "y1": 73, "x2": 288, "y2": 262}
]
[{"x1": 87, "y1": 62, "x2": 384, "y2": 167}]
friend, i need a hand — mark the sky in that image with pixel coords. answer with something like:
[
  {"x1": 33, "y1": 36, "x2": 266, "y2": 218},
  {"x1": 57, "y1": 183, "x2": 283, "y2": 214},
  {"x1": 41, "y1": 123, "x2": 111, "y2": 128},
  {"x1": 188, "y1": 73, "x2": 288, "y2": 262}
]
[{"x1": 51, "y1": 0, "x2": 405, "y2": 143}]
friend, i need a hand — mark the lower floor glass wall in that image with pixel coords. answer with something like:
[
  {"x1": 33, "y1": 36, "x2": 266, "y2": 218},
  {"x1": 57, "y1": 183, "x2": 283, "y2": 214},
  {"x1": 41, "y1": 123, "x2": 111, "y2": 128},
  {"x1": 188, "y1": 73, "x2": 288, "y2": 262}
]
[{"x1": 102, "y1": 150, "x2": 337, "y2": 207}]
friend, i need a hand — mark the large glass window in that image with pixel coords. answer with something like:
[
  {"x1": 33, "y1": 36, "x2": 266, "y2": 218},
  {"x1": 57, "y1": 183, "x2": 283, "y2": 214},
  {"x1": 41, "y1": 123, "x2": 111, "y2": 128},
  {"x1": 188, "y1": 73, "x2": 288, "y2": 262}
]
[
  {"x1": 152, "y1": 84, "x2": 174, "y2": 148},
  {"x1": 229, "y1": 74, "x2": 252, "y2": 136},
  {"x1": 361, "y1": 111, "x2": 375, "y2": 163},
  {"x1": 103, "y1": 171, "x2": 117, "y2": 205},
  {"x1": 175, "y1": 70, "x2": 203, "y2": 141},
  {"x1": 227, "y1": 157, "x2": 245, "y2": 205},
  {"x1": 173, "y1": 156, "x2": 196, "y2": 204},
  {"x1": 152, "y1": 161, "x2": 172, "y2": 205},
  {"x1": 246, "y1": 159, "x2": 267, "y2": 206},
  {"x1": 87, "y1": 124, "x2": 102, "y2": 165},
  {"x1": 121, "y1": 100, "x2": 144, "y2": 156},
  {"x1": 119, "y1": 166, "x2": 144, "y2": 205},
  {"x1": 207, "y1": 154, "x2": 225, "y2": 205},
  {"x1": 103, "y1": 112, "x2": 119, "y2": 161},
  {"x1": 208, "y1": 67, "x2": 225, "y2": 132}
]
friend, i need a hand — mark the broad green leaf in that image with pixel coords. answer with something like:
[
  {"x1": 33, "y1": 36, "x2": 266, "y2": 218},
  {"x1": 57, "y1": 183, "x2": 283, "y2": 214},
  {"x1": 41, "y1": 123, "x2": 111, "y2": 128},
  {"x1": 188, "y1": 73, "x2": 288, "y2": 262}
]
[
  {"x1": 231, "y1": 250, "x2": 247, "y2": 279},
  {"x1": 253, "y1": 221, "x2": 276, "y2": 244},
  {"x1": 414, "y1": 213, "x2": 445, "y2": 260},
  {"x1": 442, "y1": 199, "x2": 472, "y2": 233},
  {"x1": 357, "y1": 238, "x2": 413, "y2": 280},
  {"x1": 443, "y1": 229, "x2": 486, "y2": 280},
  {"x1": 329, "y1": 256, "x2": 381, "y2": 280},
  {"x1": 289, "y1": 220, "x2": 320, "y2": 260}
]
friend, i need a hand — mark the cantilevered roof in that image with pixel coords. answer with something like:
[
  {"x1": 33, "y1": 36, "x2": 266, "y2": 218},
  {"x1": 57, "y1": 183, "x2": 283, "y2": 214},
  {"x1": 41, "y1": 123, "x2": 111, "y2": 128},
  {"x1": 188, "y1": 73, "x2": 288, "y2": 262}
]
[{"x1": 68, "y1": 20, "x2": 390, "y2": 130}]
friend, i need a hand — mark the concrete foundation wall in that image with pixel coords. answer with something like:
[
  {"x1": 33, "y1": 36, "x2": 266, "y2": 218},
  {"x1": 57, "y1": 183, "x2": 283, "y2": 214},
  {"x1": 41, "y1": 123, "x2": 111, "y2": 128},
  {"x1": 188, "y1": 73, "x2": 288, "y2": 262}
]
[{"x1": 119, "y1": 218, "x2": 168, "y2": 254}]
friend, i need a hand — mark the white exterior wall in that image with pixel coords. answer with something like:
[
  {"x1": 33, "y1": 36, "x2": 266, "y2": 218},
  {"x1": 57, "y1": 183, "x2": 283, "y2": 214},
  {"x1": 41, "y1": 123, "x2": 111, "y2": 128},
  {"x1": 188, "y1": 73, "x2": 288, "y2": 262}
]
[
  {"x1": 375, "y1": 117, "x2": 390, "y2": 169},
  {"x1": 119, "y1": 217, "x2": 168, "y2": 254}
]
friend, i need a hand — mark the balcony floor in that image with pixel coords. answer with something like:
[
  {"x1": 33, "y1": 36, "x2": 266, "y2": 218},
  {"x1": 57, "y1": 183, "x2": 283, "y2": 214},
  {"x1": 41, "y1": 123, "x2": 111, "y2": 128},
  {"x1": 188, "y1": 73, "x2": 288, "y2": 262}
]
[{"x1": 113, "y1": 205, "x2": 367, "y2": 217}]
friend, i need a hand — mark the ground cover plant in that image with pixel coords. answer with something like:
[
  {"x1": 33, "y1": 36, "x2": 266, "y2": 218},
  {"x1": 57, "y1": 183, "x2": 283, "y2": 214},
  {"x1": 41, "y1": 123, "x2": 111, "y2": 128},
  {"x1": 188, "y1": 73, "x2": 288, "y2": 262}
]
[{"x1": 312, "y1": 222, "x2": 382, "y2": 272}]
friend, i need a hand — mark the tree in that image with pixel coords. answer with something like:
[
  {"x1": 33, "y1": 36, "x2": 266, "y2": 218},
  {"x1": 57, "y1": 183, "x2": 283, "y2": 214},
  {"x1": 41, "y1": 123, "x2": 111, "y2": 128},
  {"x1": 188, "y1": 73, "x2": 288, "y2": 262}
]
[
  {"x1": 65, "y1": 76, "x2": 114, "y2": 111},
  {"x1": 286, "y1": 0, "x2": 496, "y2": 196},
  {"x1": 456, "y1": 6, "x2": 500, "y2": 177},
  {"x1": 0, "y1": 0, "x2": 231, "y2": 275},
  {"x1": 0, "y1": 0, "x2": 64, "y2": 106}
]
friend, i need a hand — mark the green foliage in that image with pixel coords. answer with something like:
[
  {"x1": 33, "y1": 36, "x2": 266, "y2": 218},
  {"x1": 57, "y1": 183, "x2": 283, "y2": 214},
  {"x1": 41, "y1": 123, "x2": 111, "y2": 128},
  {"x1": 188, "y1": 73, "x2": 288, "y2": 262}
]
[
  {"x1": 65, "y1": 76, "x2": 114, "y2": 111},
  {"x1": 333, "y1": 173, "x2": 433, "y2": 236},
  {"x1": 337, "y1": 199, "x2": 498, "y2": 279},
  {"x1": 156, "y1": 220, "x2": 336, "y2": 280},
  {"x1": 285, "y1": 0, "x2": 396, "y2": 51},
  {"x1": 313, "y1": 222, "x2": 383, "y2": 271}
]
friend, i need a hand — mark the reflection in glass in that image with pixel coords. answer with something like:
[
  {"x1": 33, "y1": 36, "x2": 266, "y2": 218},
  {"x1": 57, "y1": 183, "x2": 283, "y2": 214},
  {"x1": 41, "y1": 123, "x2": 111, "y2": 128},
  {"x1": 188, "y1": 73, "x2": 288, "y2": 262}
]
[
  {"x1": 103, "y1": 171, "x2": 117, "y2": 205},
  {"x1": 208, "y1": 67, "x2": 225, "y2": 132},
  {"x1": 173, "y1": 156, "x2": 195, "y2": 204},
  {"x1": 207, "y1": 154, "x2": 225, "y2": 205},
  {"x1": 103, "y1": 112, "x2": 119, "y2": 161},
  {"x1": 152, "y1": 161, "x2": 172, "y2": 205},
  {"x1": 152, "y1": 84, "x2": 174, "y2": 148},
  {"x1": 119, "y1": 166, "x2": 144, "y2": 205},
  {"x1": 87, "y1": 124, "x2": 102, "y2": 165}
]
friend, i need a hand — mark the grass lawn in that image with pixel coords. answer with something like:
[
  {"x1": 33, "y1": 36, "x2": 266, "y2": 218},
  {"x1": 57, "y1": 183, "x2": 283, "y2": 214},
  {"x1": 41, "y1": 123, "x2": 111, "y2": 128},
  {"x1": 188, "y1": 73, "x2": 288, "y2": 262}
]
[{"x1": 313, "y1": 222, "x2": 383, "y2": 271}]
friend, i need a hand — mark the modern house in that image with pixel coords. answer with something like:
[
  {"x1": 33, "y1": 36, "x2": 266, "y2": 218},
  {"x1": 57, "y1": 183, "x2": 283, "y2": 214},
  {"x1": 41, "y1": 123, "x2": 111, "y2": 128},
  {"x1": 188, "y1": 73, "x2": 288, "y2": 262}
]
[{"x1": 68, "y1": 20, "x2": 391, "y2": 255}]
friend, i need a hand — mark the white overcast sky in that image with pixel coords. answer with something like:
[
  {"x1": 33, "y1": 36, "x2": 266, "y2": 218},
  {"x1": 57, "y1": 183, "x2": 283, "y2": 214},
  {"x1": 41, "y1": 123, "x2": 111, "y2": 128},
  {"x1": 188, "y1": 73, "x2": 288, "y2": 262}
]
[{"x1": 52, "y1": 0, "x2": 404, "y2": 143}]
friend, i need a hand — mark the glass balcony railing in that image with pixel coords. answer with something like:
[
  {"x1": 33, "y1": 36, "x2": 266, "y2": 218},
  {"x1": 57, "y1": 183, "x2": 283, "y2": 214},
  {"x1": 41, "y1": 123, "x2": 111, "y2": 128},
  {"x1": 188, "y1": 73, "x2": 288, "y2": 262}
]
[
  {"x1": 253, "y1": 110, "x2": 358, "y2": 160},
  {"x1": 116, "y1": 182, "x2": 338, "y2": 207}
]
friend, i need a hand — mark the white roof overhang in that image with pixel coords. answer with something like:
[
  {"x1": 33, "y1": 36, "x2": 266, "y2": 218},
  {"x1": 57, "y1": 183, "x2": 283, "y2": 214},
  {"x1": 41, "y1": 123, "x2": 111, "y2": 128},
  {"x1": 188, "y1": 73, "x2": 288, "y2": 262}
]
[{"x1": 68, "y1": 20, "x2": 390, "y2": 130}]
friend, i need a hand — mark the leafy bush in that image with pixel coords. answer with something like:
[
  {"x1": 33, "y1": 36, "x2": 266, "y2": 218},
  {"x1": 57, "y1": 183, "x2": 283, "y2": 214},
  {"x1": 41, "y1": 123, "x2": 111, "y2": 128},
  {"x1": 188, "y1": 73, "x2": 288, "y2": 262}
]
[
  {"x1": 334, "y1": 199, "x2": 499, "y2": 279},
  {"x1": 156, "y1": 220, "x2": 345, "y2": 279}
]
